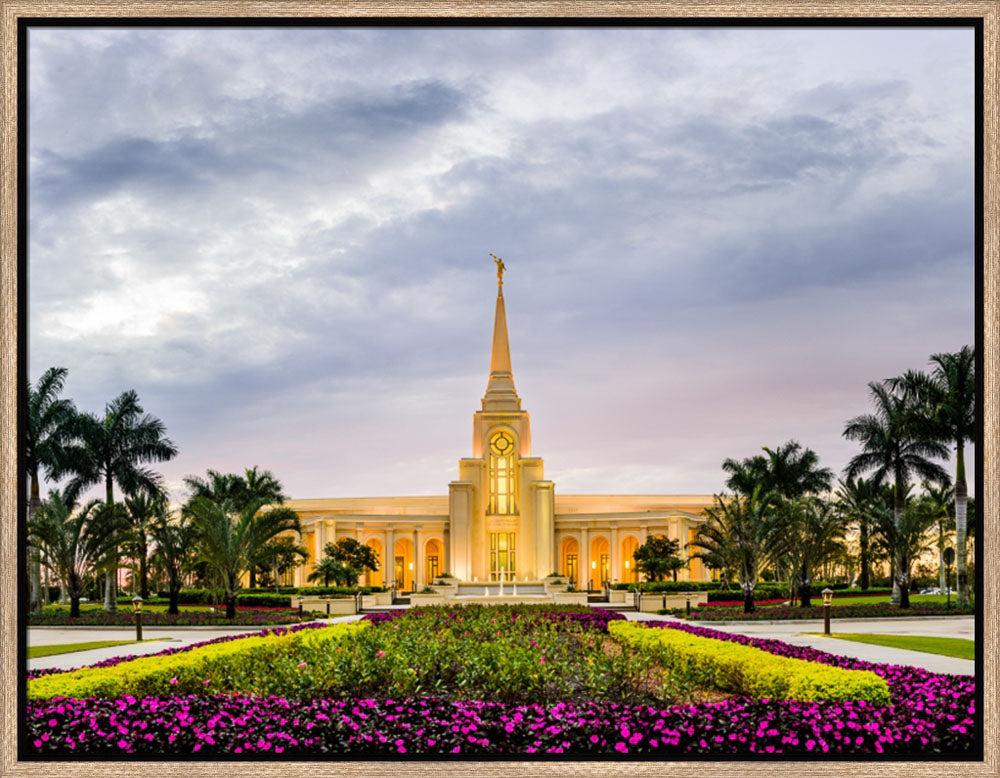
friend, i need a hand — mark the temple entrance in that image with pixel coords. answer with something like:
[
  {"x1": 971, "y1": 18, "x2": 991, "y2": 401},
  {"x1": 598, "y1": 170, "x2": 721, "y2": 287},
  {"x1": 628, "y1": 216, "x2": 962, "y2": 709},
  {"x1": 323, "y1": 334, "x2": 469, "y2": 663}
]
[
  {"x1": 489, "y1": 532, "x2": 516, "y2": 580},
  {"x1": 620, "y1": 535, "x2": 639, "y2": 583},
  {"x1": 425, "y1": 537, "x2": 442, "y2": 582},
  {"x1": 364, "y1": 538, "x2": 383, "y2": 587},
  {"x1": 561, "y1": 537, "x2": 579, "y2": 587}
]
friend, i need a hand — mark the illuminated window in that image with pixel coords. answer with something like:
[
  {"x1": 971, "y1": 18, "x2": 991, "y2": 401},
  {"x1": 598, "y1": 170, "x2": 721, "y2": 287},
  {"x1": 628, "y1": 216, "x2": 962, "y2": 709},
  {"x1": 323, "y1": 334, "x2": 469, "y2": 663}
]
[{"x1": 488, "y1": 431, "x2": 517, "y2": 515}]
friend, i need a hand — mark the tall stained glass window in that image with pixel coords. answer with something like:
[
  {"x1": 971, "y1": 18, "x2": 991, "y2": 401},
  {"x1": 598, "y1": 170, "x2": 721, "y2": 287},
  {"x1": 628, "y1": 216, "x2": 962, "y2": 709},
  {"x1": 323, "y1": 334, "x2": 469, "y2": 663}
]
[{"x1": 488, "y1": 431, "x2": 516, "y2": 515}]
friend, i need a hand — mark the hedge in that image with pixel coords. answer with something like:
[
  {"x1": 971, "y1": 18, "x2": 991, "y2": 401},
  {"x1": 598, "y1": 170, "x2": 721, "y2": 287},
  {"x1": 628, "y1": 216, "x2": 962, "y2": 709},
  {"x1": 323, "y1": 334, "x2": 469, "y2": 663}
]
[
  {"x1": 609, "y1": 621, "x2": 890, "y2": 705},
  {"x1": 153, "y1": 587, "x2": 385, "y2": 607},
  {"x1": 28, "y1": 622, "x2": 368, "y2": 700}
]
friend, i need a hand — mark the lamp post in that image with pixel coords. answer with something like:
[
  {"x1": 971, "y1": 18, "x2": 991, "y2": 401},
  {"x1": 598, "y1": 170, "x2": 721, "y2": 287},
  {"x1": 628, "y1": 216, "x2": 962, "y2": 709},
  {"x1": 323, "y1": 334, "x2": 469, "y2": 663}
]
[
  {"x1": 821, "y1": 587, "x2": 833, "y2": 636},
  {"x1": 131, "y1": 595, "x2": 143, "y2": 642},
  {"x1": 296, "y1": 595, "x2": 304, "y2": 615}
]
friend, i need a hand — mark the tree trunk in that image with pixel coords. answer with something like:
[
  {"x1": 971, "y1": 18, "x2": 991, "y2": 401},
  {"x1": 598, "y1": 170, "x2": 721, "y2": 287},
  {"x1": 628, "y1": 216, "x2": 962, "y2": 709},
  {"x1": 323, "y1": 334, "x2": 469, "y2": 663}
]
[
  {"x1": 29, "y1": 479, "x2": 43, "y2": 614},
  {"x1": 70, "y1": 595, "x2": 81, "y2": 618},
  {"x1": 226, "y1": 596, "x2": 236, "y2": 619},
  {"x1": 939, "y1": 544, "x2": 947, "y2": 592},
  {"x1": 955, "y1": 458, "x2": 969, "y2": 606},
  {"x1": 139, "y1": 534, "x2": 150, "y2": 600},
  {"x1": 168, "y1": 585, "x2": 180, "y2": 615},
  {"x1": 858, "y1": 520, "x2": 870, "y2": 591},
  {"x1": 897, "y1": 554, "x2": 910, "y2": 609},
  {"x1": 890, "y1": 485, "x2": 903, "y2": 607},
  {"x1": 799, "y1": 565, "x2": 812, "y2": 608},
  {"x1": 742, "y1": 583, "x2": 755, "y2": 614},
  {"x1": 104, "y1": 478, "x2": 118, "y2": 613}
]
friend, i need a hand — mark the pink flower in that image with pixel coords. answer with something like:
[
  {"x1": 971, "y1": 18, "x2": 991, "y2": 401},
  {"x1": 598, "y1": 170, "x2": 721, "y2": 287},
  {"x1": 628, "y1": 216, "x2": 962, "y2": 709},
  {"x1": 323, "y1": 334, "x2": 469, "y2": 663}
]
[
  {"x1": 169, "y1": 678, "x2": 178, "y2": 685},
  {"x1": 298, "y1": 662, "x2": 307, "y2": 669},
  {"x1": 376, "y1": 650, "x2": 385, "y2": 658}
]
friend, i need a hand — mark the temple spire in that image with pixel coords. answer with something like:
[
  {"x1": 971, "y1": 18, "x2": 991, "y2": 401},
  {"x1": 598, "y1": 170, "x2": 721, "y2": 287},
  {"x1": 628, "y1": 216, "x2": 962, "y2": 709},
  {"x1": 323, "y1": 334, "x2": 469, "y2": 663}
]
[{"x1": 482, "y1": 255, "x2": 521, "y2": 411}]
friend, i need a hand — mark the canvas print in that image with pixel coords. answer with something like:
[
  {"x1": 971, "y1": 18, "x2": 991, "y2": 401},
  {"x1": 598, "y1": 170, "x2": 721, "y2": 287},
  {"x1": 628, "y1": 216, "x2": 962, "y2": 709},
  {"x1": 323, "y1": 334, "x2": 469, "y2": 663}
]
[{"x1": 22, "y1": 23, "x2": 977, "y2": 759}]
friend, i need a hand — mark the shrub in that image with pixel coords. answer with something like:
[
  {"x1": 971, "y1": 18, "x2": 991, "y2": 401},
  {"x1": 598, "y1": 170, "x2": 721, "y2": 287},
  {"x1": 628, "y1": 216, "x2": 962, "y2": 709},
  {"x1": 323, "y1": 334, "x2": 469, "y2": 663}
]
[
  {"x1": 28, "y1": 622, "x2": 367, "y2": 700},
  {"x1": 609, "y1": 622, "x2": 890, "y2": 705}
]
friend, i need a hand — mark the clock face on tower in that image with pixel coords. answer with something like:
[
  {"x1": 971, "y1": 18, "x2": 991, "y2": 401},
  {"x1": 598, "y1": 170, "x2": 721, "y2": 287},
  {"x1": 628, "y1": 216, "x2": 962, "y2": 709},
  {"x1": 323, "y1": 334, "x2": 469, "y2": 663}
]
[{"x1": 489, "y1": 431, "x2": 514, "y2": 456}]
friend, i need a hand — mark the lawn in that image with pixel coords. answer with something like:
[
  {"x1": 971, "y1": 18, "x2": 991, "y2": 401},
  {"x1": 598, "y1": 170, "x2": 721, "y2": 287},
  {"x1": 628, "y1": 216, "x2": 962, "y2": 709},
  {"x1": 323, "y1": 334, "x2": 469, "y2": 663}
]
[
  {"x1": 821, "y1": 633, "x2": 975, "y2": 660},
  {"x1": 28, "y1": 639, "x2": 168, "y2": 659},
  {"x1": 829, "y1": 594, "x2": 971, "y2": 608},
  {"x1": 25, "y1": 604, "x2": 975, "y2": 756}
]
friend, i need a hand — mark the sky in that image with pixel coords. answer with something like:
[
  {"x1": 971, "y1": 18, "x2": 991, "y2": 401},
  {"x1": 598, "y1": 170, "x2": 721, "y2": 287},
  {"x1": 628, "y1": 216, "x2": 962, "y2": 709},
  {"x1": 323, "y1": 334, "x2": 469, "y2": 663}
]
[{"x1": 27, "y1": 25, "x2": 976, "y2": 503}]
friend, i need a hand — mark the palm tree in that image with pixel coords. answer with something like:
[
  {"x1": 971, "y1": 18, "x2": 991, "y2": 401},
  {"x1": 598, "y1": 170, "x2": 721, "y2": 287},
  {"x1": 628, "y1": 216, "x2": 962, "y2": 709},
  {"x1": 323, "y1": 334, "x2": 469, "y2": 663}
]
[
  {"x1": 61, "y1": 390, "x2": 178, "y2": 612},
  {"x1": 723, "y1": 440, "x2": 832, "y2": 499},
  {"x1": 123, "y1": 490, "x2": 168, "y2": 599},
  {"x1": 844, "y1": 380, "x2": 949, "y2": 606},
  {"x1": 870, "y1": 494, "x2": 938, "y2": 606},
  {"x1": 149, "y1": 510, "x2": 197, "y2": 614},
  {"x1": 925, "y1": 347, "x2": 975, "y2": 607},
  {"x1": 772, "y1": 497, "x2": 847, "y2": 607},
  {"x1": 259, "y1": 537, "x2": 308, "y2": 590},
  {"x1": 187, "y1": 496, "x2": 301, "y2": 617},
  {"x1": 922, "y1": 481, "x2": 955, "y2": 592},
  {"x1": 184, "y1": 466, "x2": 287, "y2": 588},
  {"x1": 26, "y1": 367, "x2": 77, "y2": 613},
  {"x1": 307, "y1": 555, "x2": 354, "y2": 588},
  {"x1": 697, "y1": 486, "x2": 778, "y2": 613},
  {"x1": 835, "y1": 476, "x2": 889, "y2": 591},
  {"x1": 29, "y1": 492, "x2": 125, "y2": 617}
]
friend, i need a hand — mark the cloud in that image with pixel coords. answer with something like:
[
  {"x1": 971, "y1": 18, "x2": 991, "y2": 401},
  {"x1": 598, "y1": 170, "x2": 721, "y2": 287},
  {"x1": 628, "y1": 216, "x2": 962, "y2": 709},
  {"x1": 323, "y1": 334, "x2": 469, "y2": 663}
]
[{"x1": 26, "y1": 26, "x2": 976, "y2": 501}]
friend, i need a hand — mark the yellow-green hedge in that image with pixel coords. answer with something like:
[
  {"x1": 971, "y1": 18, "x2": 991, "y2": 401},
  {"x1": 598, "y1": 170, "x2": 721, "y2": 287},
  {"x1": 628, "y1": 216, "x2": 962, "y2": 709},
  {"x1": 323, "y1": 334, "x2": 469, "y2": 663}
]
[
  {"x1": 609, "y1": 621, "x2": 890, "y2": 705},
  {"x1": 29, "y1": 622, "x2": 368, "y2": 700}
]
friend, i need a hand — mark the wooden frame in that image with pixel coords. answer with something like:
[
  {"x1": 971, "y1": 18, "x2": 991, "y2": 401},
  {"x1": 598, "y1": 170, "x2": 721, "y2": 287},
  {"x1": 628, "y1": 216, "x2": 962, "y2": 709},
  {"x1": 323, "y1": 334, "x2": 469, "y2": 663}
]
[{"x1": 1, "y1": 3, "x2": 997, "y2": 776}]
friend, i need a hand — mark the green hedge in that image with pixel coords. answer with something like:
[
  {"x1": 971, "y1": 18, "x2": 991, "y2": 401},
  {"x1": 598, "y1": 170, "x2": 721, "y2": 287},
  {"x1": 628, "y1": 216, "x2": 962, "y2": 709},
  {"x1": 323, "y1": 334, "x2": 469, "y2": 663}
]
[
  {"x1": 609, "y1": 621, "x2": 890, "y2": 705},
  {"x1": 28, "y1": 622, "x2": 368, "y2": 700},
  {"x1": 610, "y1": 581, "x2": 723, "y2": 593},
  {"x1": 153, "y1": 586, "x2": 385, "y2": 607}
]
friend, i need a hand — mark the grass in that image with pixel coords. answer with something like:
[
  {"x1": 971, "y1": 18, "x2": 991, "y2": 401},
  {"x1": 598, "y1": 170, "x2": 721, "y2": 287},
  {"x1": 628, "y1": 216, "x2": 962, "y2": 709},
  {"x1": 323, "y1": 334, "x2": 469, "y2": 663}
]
[
  {"x1": 27, "y1": 638, "x2": 168, "y2": 659},
  {"x1": 829, "y1": 594, "x2": 970, "y2": 607},
  {"x1": 818, "y1": 633, "x2": 975, "y2": 660}
]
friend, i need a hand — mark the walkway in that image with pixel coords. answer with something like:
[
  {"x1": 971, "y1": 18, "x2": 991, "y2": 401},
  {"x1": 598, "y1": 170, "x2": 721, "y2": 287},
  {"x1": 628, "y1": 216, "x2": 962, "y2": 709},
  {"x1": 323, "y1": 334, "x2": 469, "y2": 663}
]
[{"x1": 622, "y1": 611, "x2": 975, "y2": 676}]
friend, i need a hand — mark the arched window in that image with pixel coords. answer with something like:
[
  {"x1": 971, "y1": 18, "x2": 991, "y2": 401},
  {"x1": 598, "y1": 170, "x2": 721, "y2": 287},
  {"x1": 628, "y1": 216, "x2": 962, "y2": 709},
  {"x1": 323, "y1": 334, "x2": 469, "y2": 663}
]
[{"x1": 488, "y1": 430, "x2": 517, "y2": 515}]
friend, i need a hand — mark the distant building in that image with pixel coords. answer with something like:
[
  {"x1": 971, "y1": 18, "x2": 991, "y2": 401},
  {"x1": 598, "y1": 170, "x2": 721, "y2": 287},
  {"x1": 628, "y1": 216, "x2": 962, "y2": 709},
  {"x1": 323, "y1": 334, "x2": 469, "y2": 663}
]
[{"x1": 285, "y1": 268, "x2": 715, "y2": 590}]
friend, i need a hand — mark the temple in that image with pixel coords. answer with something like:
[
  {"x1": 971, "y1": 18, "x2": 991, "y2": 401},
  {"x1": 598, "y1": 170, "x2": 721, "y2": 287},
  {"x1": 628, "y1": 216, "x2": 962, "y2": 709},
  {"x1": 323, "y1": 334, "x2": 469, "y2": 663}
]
[{"x1": 283, "y1": 262, "x2": 715, "y2": 591}]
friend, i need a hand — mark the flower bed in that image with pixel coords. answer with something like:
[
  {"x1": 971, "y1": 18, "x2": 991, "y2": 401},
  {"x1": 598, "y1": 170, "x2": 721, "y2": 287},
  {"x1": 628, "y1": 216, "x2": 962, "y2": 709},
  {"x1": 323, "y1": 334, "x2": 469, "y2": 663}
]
[
  {"x1": 610, "y1": 622, "x2": 890, "y2": 704},
  {"x1": 25, "y1": 605, "x2": 975, "y2": 756},
  {"x1": 29, "y1": 609, "x2": 318, "y2": 627},
  {"x1": 688, "y1": 603, "x2": 974, "y2": 621}
]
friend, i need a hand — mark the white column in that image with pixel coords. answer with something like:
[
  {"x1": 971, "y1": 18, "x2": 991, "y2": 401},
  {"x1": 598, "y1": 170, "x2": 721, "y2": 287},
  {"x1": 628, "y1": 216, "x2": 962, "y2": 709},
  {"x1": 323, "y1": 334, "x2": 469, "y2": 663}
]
[
  {"x1": 414, "y1": 528, "x2": 423, "y2": 591},
  {"x1": 579, "y1": 527, "x2": 590, "y2": 590},
  {"x1": 385, "y1": 527, "x2": 395, "y2": 588},
  {"x1": 610, "y1": 527, "x2": 619, "y2": 583}
]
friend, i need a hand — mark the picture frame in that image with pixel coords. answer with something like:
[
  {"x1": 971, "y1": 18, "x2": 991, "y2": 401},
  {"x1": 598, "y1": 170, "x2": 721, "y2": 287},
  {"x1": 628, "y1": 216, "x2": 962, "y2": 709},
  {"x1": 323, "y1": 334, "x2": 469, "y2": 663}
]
[{"x1": 1, "y1": 2, "x2": 996, "y2": 776}]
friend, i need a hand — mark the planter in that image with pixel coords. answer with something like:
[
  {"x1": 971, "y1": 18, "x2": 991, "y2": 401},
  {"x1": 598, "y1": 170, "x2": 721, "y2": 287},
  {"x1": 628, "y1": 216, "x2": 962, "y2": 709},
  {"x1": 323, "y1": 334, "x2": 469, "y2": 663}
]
[
  {"x1": 301, "y1": 597, "x2": 356, "y2": 616},
  {"x1": 608, "y1": 589, "x2": 628, "y2": 604},
  {"x1": 553, "y1": 592, "x2": 589, "y2": 605},
  {"x1": 409, "y1": 593, "x2": 445, "y2": 606},
  {"x1": 638, "y1": 592, "x2": 708, "y2": 612},
  {"x1": 430, "y1": 583, "x2": 458, "y2": 598}
]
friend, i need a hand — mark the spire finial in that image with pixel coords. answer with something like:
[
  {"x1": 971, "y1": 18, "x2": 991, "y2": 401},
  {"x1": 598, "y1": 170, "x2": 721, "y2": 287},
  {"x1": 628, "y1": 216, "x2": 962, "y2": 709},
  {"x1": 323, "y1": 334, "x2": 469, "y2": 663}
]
[{"x1": 490, "y1": 253, "x2": 506, "y2": 291}]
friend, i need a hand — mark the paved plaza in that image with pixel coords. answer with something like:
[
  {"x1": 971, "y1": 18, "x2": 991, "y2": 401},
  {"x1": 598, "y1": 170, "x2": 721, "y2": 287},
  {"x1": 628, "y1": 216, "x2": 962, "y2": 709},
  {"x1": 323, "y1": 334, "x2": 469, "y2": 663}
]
[{"x1": 27, "y1": 610, "x2": 976, "y2": 676}]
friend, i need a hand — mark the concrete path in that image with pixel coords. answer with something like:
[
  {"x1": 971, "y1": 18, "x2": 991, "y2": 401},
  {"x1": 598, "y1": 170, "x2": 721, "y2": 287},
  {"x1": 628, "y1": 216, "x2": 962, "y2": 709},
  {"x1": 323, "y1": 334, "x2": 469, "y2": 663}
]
[{"x1": 621, "y1": 611, "x2": 975, "y2": 676}]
